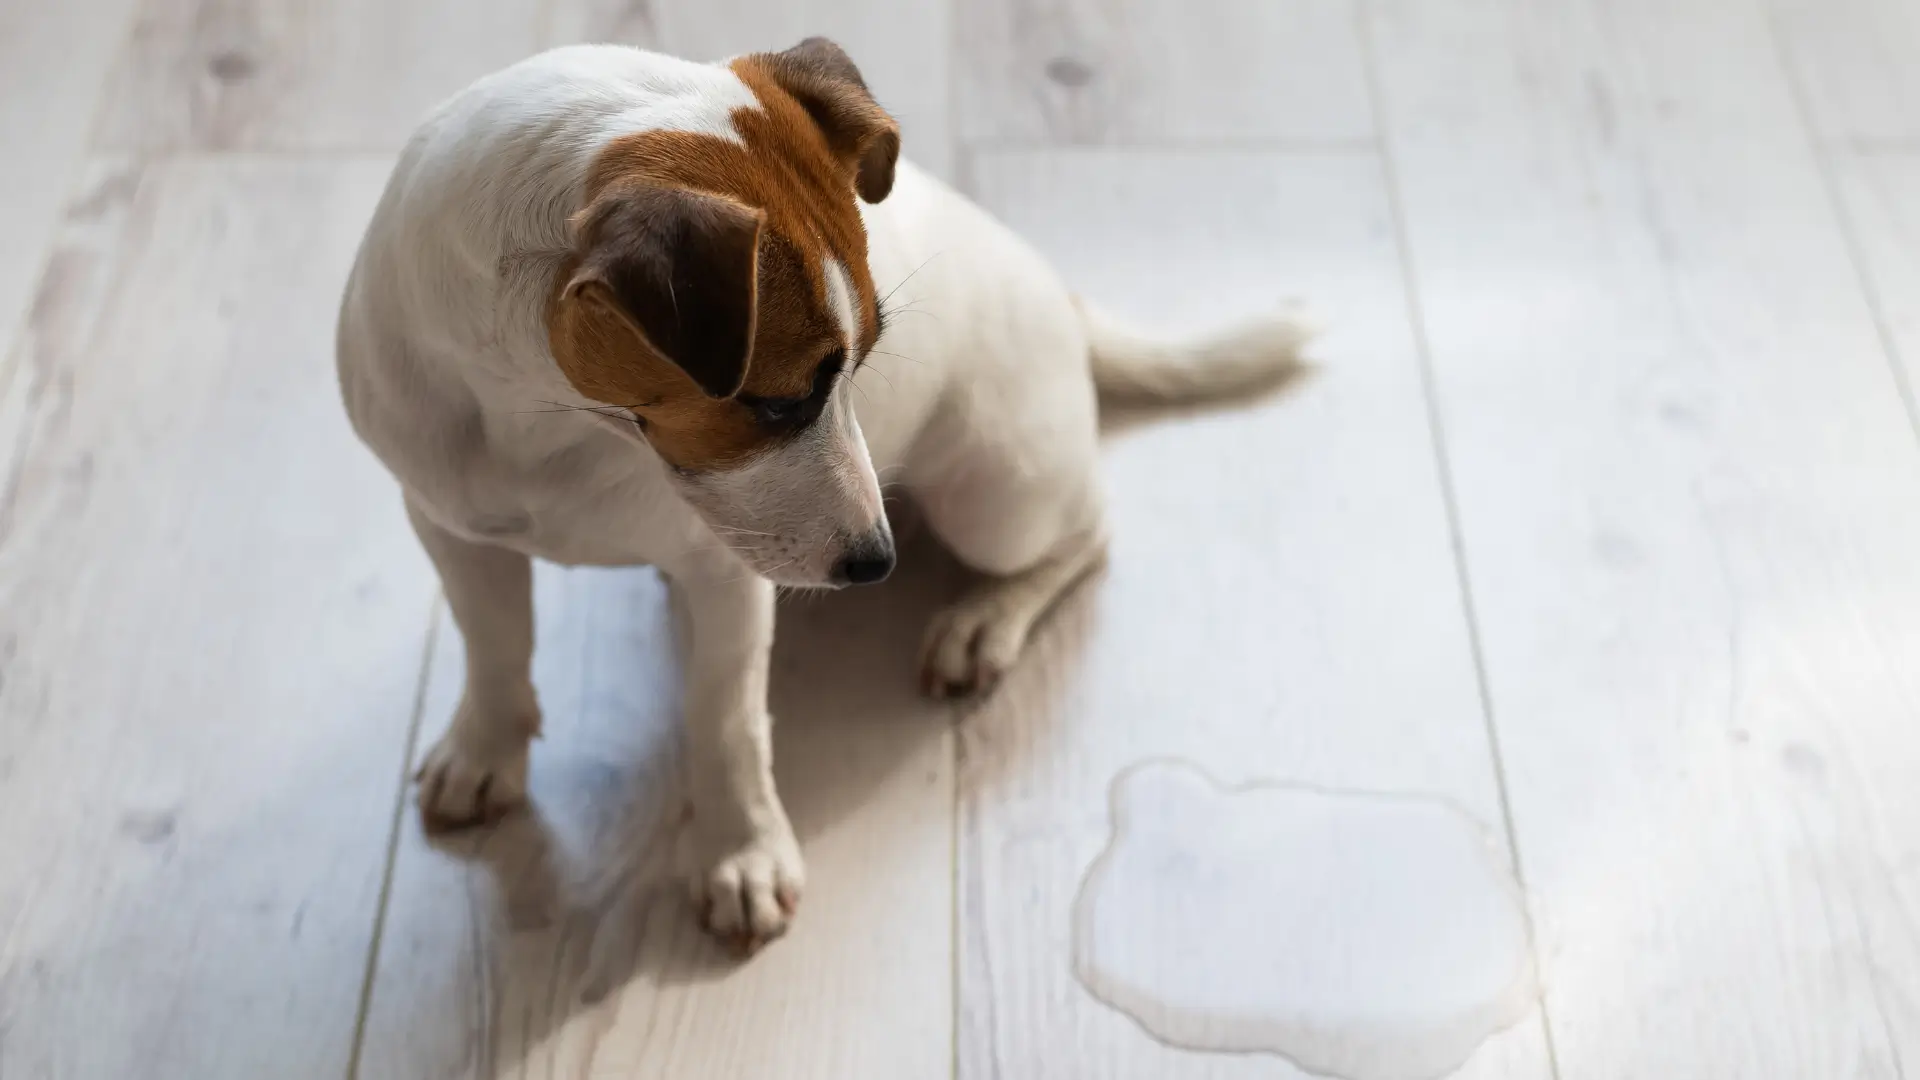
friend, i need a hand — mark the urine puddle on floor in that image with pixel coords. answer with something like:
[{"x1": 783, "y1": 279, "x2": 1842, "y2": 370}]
[{"x1": 1073, "y1": 760, "x2": 1539, "y2": 1080}]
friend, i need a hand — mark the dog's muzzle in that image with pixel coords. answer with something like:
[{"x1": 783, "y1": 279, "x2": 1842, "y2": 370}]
[{"x1": 831, "y1": 529, "x2": 896, "y2": 586}]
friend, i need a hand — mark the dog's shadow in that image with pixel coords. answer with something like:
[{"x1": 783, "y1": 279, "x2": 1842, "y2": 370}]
[
  {"x1": 357, "y1": 374, "x2": 1288, "y2": 1070},
  {"x1": 364, "y1": 516, "x2": 1007, "y2": 1073}
]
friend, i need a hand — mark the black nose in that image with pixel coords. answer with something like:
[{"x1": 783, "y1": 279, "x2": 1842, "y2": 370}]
[{"x1": 833, "y1": 535, "x2": 895, "y2": 586}]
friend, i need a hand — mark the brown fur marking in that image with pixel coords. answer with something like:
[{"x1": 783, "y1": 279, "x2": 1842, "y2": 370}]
[{"x1": 545, "y1": 40, "x2": 900, "y2": 472}]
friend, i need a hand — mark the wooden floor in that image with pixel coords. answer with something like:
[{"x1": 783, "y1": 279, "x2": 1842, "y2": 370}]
[{"x1": 3, "y1": 0, "x2": 1919, "y2": 1077}]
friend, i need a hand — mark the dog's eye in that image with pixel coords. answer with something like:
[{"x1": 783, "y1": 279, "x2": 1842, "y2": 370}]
[{"x1": 751, "y1": 397, "x2": 804, "y2": 425}]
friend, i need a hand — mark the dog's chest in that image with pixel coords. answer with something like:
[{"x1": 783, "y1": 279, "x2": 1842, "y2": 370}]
[{"x1": 447, "y1": 429, "x2": 703, "y2": 568}]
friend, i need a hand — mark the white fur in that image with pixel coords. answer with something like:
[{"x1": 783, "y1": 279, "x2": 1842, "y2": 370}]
[
  {"x1": 337, "y1": 45, "x2": 1314, "y2": 946},
  {"x1": 822, "y1": 256, "x2": 859, "y2": 351},
  {"x1": 672, "y1": 389, "x2": 886, "y2": 585}
]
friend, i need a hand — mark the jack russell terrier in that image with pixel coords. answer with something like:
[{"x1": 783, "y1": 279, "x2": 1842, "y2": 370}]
[{"x1": 337, "y1": 39, "x2": 1315, "y2": 951}]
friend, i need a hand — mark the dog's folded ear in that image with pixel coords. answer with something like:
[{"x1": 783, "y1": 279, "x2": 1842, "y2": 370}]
[
  {"x1": 758, "y1": 37, "x2": 901, "y2": 204},
  {"x1": 564, "y1": 183, "x2": 763, "y2": 399}
]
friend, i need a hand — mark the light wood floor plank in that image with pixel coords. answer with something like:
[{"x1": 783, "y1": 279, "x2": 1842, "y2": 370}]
[
  {"x1": 1366, "y1": 0, "x2": 1920, "y2": 1075},
  {"x1": 956, "y1": 148, "x2": 1553, "y2": 1080},
  {"x1": 954, "y1": 0, "x2": 1372, "y2": 146},
  {"x1": 1833, "y1": 155, "x2": 1920, "y2": 449},
  {"x1": 548, "y1": 0, "x2": 955, "y2": 181},
  {"x1": 10, "y1": 3, "x2": 1918, "y2": 1076},
  {"x1": 0, "y1": 0, "x2": 135, "y2": 382},
  {"x1": 96, "y1": 0, "x2": 546, "y2": 151},
  {"x1": 0, "y1": 156, "x2": 433, "y2": 1079},
  {"x1": 1773, "y1": 0, "x2": 1920, "y2": 458},
  {"x1": 1772, "y1": 0, "x2": 1920, "y2": 148},
  {"x1": 356, "y1": 554, "x2": 959, "y2": 1079}
]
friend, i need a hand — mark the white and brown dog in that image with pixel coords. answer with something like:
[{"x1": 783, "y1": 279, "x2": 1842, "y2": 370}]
[{"x1": 337, "y1": 39, "x2": 1314, "y2": 950}]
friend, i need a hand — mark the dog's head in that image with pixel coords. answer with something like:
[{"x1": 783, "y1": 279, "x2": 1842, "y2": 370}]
[{"x1": 548, "y1": 38, "x2": 900, "y2": 587}]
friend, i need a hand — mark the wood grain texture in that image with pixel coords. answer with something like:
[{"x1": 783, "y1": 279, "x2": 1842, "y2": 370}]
[
  {"x1": 1772, "y1": 0, "x2": 1920, "y2": 147},
  {"x1": 548, "y1": 0, "x2": 955, "y2": 180},
  {"x1": 1833, "y1": 154, "x2": 1920, "y2": 427},
  {"x1": 0, "y1": 0, "x2": 135, "y2": 381},
  {"x1": 1775, "y1": 0, "x2": 1920, "y2": 440},
  {"x1": 0, "y1": 157, "x2": 433, "y2": 1079},
  {"x1": 356, "y1": 549, "x2": 960, "y2": 1079},
  {"x1": 955, "y1": 148, "x2": 1553, "y2": 1080},
  {"x1": 95, "y1": 0, "x2": 545, "y2": 151},
  {"x1": 8, "y1": 2, "x2": 1916, "y2": 1076},
  {"x1": 1367, "y1": 0, "x2": 1920, "y2": 1076},
  {"x1": 954, "y1": 0, "x2": 1372, "y2": 146}
]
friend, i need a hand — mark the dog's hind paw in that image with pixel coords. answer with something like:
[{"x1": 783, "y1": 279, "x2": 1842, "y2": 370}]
[
  {"x1": 919, "y1": 595, "x2": 1027, "y2": 699},
  {"x1": 918, "y1": 534, "x2": 1107, "y2": 700}
]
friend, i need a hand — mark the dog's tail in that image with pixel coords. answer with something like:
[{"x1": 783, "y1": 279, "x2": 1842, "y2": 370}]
[{"x1": 1079, "y1": 298, "x2": 1321, "y2": 407}]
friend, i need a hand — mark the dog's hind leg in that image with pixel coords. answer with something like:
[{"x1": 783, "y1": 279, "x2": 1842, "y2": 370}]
[
  {"x1": 407, "y1": 498, "x2": 540, "y2": 829},
  {"x1": 918, "y1": 525, "x2": 1106, "y2": 698},
  {"x1": 910, "y1": 434, "x2": 1108, "y2": 698}
]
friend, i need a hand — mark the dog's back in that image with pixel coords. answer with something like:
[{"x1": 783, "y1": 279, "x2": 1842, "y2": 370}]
[{"x1": 338, "y1": 45, "x2": 1087, "y2": 550}]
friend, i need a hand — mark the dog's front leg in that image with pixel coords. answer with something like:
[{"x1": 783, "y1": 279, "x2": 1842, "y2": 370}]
[
  {"x1": 673, "y1": 560, "x2": 803, "y2": 950},
  {"x1": 407, "y1": 498, "x2": 539, "y2": 829}
]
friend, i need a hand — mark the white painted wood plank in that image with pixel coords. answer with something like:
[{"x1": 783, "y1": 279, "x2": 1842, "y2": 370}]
[
  {"x1": 549, "y1": 0, "x2": 955, "y2": 181},
  {"x1": 1773, "y1": 0, "x2": 1920, "y2": 147},
  {"x1": 0, "y1": 0, "x2": 135, "y2": 386},
  {"x1": 955, "y1": 0, "x2": 1372, "y2": 146},
  {"x1": 957, "y1": 148, "x2": 1552, "y2": 1080},
  {"x1": 1835, "y1": 154, "x2": 1920, "y2": 423},
  {"x1": 1367, "y1": 0, "x2": 1920, "y2": 1076},
  {"x1": 1773, "y1": 0, "x2": 1920, "y2": 411},
  {"x1": 357, "y1": 552, "x2": 958, "y2": 1079},
  {"x1": 0, "y1": 157, "x2": 433, "y2": 1079},
  {"x1": 96, "y1": 0, "x2": 545, "y2": 151}
]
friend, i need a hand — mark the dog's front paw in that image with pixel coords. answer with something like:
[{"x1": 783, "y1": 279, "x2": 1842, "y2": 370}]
[
  {"x1": 689, "y1": 827, "x2": 805, "y2": 955},
  {"x1": 415, "y1": 719, "x2": 531, "y2": 832}
]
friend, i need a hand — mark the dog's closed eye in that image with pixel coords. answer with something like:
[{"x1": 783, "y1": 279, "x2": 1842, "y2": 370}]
[
  {"x1": 739, "y1": 348, "x2": 848, "y2": 430},
  {"x1": 746, "y1": 396, "x2": 804, "y2": 425}
]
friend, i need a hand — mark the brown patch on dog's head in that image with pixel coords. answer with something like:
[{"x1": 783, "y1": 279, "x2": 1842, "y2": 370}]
[{"x1": 546, "y1": 37, "x2": 900, "y2": 474}]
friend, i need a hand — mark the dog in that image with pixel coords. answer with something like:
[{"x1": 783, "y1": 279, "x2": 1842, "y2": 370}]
[{"x1": 336, "y1": 39, "x2": 1316, "y2": 951}]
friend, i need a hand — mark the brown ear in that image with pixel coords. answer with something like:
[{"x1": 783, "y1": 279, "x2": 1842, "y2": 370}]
[
  {"x1": 566, "y1": 184, "x2": 763, "y2": 398},
  {"x1": 758, "y1": 37, "x2": 901, "y2": 203}
]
